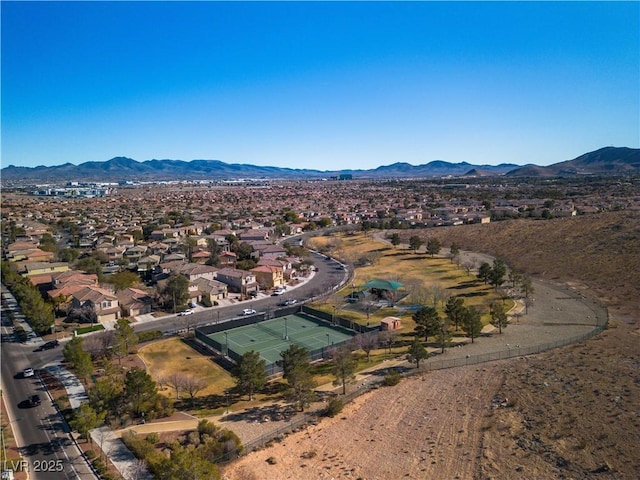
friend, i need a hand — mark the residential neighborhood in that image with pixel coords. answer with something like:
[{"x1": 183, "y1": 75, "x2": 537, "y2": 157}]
[{"x1": 2, "y1": 176, "x2": 637, "y2": 337}]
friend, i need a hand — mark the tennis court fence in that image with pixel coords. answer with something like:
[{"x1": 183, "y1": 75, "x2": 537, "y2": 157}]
[{"x1": 195, "y1": 309, "x2": 361, "y2": 375}]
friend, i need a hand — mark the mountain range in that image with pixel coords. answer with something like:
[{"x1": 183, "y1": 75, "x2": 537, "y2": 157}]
[{"x1": 1, "y1": 147, "x2": 638, "y2": 183}]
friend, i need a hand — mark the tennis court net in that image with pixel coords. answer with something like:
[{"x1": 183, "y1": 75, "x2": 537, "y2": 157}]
[{"x1": 254, "y1": 321, "x2": 285, "y2": 340}]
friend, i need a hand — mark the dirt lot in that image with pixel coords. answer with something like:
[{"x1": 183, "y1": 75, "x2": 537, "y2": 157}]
[{"x1": 222, "y1": 211, "x2": 640, "y2": 480}]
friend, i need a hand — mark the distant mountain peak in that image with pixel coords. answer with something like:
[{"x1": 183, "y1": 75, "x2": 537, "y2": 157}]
[{"x1": 2, "y1": 147, "x2": 638, "y2": 183}]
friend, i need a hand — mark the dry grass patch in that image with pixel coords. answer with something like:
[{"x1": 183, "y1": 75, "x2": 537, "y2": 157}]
[{"x1": 139, "y1": 337, "x2": 235, "y2": 397}]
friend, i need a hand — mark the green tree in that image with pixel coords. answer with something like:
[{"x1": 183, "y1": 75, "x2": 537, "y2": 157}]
[
  {"x1": 445, "y1": 296, "x2": 465, "y2": 331},
  {"x1": 390, "y1": 233, "x2": 401, "y2": 248},
  {"x1": 70, "y1": 403, "x2": 105, "y2": 443},
  {"x1": 426, "y1": 238, "x2": 441, "y2": 257},
  {"x1": 89, "y1": 373, "x2": 124, "y2": 419},
  {"x1": 409, "y1": 235, "x2": 423, "y2": 253},
  {"x1": 163, "y1": 443, "x2": 221, "y2": 480},
  {"x1": 113, "y1": 318, "x2": 138, "y2": 363},
  {"x1": 63, "y1": 337, "x2": 94, "y2": 383},
  {"x1": 75, "y1": 257, "x2": 103, "y2": 277},
  {"x1": 412, "y1": 306, "x2": 440, "y2": 343},
  {"x1": 489, "y1": 301, "x2": 509, "y2": 334},
  {"x1": 206, "y1": 238, "x2": 221, "y2": 267},
  {"x1": 123, "y1": 367, "x2": 158, "y2": 417},
  {"x1": 330, "y1": 345, "x2": 357, "y2": 395},
  {"x1": 162, "y1": 274, "x2": 189, "y2": 312},
  {"x1": 57, "y1": 247, "x2": 80, "y2": 263},
  {"x1": 233, "y1": 351, "x2": 267, "y2": 401},
  {"x1": 107, "y1": 270, "x2": 141, "y2": 292},
  {"x1": 234, "y1": 242, "x2": 254, "y2": 262},
  {"x1": 183, "y1": 236, "x2": 197, "y2": 262},
  {"x1": 489, "y1": 258, "x2": 507, "y2": 289},
  {"x1": 280, "y1": 344, "x2": 316, "y2": 411},
  {"x1": 407, "y1": 338, "x2": 428, "y2": 368},
  {"x1": 38, "y1": 233, "x2": 58, "y2": 253},
  {"x1": 478, "y1": 262, "x2": 492, "y2": 284},
  {"x1": 461, "y1": 306, "x2": 483, "y2": 343}
]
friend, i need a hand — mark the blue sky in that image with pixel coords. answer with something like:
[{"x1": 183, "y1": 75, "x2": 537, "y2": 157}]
[{"x1": 2, "y1": 1, "x2": 638, "y2": 170}]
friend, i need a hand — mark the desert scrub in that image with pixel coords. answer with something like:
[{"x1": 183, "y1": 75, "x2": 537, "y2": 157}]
[
  {"x1": 324, "y1": 397, "x2": 344, "y2": 417},
  {"x1": 382, "y1": 370, "x2": 401, "y2": 386}
]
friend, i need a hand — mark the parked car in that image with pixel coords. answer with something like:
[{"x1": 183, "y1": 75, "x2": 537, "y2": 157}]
[
  {"x1": 279, "y1": 299, "x2": 297, "y2": 306},
  {"x1": 178, "y1": 309, "x2": 194, "y2": 316},
  {"x1": 27, "y1": 394, "x2": 41, "y2": 407},
  {"x1": 23, "y1": 367, "x2": 34, "y2": 378},
  {"x1": 271, "y1": 289, "x2": 285, "y2": 296},
  {"x1": 242, "y1": 309, "x2": 257, "y2": 316},
  {"x1": 37, "y1": 340, "x2": 59, "y2": 351}
]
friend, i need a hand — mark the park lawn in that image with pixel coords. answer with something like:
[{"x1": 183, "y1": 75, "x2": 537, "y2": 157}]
[
  {"x1": 311, "y1": 232, "x2": 506, "y2": 328},
  {"x1": 139, "y1": 338, "x2": 235, "y2": 397}
]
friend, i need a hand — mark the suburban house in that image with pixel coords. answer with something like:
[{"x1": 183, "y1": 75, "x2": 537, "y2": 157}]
[
  {"x1": 191, "y1": 250, "x2": 211, "y2": 264},
  {"x1": 215, "y1": 268, "x2": 258, "y2": 297},
  {"x1": 238, "y1": 228, "x2": 270, "y2": 242},
  {"x1": 137, "y1": 254, "x2": 161, "y2": 272},
  {"x1": 177, "y1": 263, "x2": 218, "y2": 282},
  {"x1": 192, "y1": 277, "x2": 228, "y2": 302},
  {"x1": 51, "y1": 270, "x2": 99, "y2": 289},
  {"x1": 258, "y1": 257, "x2": 295, "y2": 280},
  {"x1": 5, "y1": 247, "x2": 54, "y2": 263},
  {"x1": 250, "y1": 264, "x2": 285, "y2": 290},
  {"x1": 218, "y1": 251, "x2": 237, "y2": 268},
  {"x1": 20, "y1": 262, "x2": 70, "y2": 277},
  {"x1": 70, "y1": 286, "x2": 120, "y2": 322},
  {"x1": 257, "y1": 244, "x2": 287, "y2": 259},
  {"x1": 117, "y1": 287, "x2": 153, "y2": 317}
]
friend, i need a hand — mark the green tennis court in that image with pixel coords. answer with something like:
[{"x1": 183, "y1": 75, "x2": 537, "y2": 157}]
[{"x1": 206, "y1": 314, "x2": 355, "y2": 365}]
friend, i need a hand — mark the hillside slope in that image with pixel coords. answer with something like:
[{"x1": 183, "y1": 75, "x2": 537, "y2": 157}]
[{"x1": 416, "y1": 210, "x2": 639, "y2": 324}]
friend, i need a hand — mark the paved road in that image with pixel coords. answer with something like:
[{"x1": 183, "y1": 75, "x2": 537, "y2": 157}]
[
  {"x1": 1, "y1": 286, "x2": 98, "y2": 480},
  {"x1": 134, "y1": 250, "x2": 348, "y2": 334}
]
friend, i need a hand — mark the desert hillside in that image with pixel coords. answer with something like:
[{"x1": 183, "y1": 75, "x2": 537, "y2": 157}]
[{"x1": 414, "y1": 210, "x2": 639, "y2": 324}]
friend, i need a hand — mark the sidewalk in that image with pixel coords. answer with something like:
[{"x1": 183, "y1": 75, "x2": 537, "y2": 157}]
[
  {"x1": 42, "y1": 364, "x2": 88, "y2": 409},
  {"x1": 89, "y1": 427, "x2": 153, "y2": 480},
  {"x1": 45, "y1": 364, "x2": 150, "y2": 480}
]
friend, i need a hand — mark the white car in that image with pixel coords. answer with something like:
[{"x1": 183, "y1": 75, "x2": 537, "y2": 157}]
[
  {"x1": 23, "y1": 367, "x2": 35, "y2": 378},
  {"x1": 178, "y1": 309, "x2": 194, "y2": 316},
  {"x1": 242, "y1": 309, "x2": 257, "y2": 316},
  {"x1": 272, "y1": 289, "x2": 285, "y2": 296}
]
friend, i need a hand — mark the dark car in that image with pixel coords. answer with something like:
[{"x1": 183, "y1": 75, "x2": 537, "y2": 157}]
[
  {"x1": 27, "y1": 394, "x2": 41, "y2": 407},
  {"x1": 41, "y1": 340, "x2": 59, "y2": 350}
]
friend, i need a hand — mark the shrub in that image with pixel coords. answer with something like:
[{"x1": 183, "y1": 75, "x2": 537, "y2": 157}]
[
  {"x1": 324, "y1": 397, "x2": 344, "y2": 417},
  {"x1": 382, "y1": 370, "x2": 401, "y2": 386},
  {"x1": 84, "y1": 449, "x2": 96, "y2": 460},
  {"x1": 137, "y1": 330, "x2": 162, "y2": 343},
  {"x1": 145, "y1": 433, "x2": 159, "y2": 444},
  {"x1": 92, "y1": 458, "x2": 107, "y2": 474}
]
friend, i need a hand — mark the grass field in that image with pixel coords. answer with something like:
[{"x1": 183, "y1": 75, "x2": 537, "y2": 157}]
[
  {"x1": 308, "y1": 233, "x2": 508, "y2": 332},
  {"x1": 139, "y1": 338, "x2": 235, "y2": 397}
]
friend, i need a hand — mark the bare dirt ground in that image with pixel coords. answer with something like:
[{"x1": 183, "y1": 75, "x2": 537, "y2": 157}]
[{"x1": 222, "y1": 211, "x2": 640, "y2": 480}]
